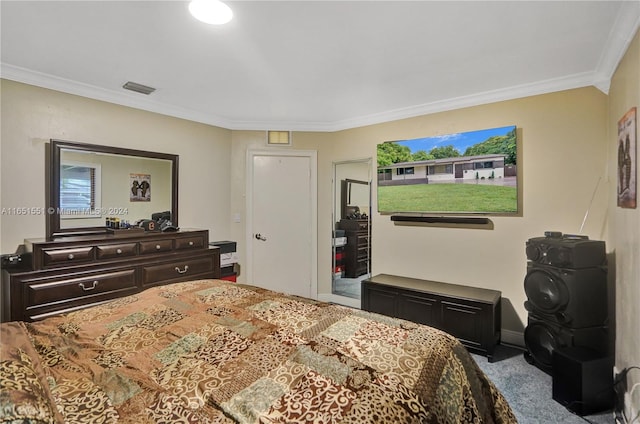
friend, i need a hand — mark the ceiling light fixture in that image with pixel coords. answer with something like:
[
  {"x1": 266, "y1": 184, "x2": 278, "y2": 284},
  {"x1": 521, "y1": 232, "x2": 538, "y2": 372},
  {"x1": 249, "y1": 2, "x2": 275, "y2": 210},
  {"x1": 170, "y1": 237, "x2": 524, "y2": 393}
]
[{"x1": 189, "y1": 0, "x2": 233, "y2": 25}]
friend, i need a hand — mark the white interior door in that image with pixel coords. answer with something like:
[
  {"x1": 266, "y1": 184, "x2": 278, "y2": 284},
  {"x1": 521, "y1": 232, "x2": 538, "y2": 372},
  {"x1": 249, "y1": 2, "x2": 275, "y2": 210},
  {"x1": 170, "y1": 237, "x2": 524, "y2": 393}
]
[{"x1": 247, "y1": 150, "x2": 317, "y2": 298}]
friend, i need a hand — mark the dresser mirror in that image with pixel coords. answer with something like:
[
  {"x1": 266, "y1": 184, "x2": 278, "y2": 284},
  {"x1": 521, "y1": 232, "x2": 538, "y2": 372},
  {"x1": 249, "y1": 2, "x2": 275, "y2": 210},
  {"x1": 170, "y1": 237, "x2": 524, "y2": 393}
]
[
  {"x1": 332, "y1": 159, "x2": 372, "y2": 301},
  {"x1": 341, "y1": 179, "x2": 370, "y2": 220},
  {"x1": 47, "y1": 139, "x2": 178, "y2": 239}
]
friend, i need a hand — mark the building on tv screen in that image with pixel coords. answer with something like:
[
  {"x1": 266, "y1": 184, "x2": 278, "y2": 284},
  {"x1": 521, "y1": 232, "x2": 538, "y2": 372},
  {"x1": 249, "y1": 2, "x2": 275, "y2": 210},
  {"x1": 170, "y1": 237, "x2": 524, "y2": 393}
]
[{"x1": 377, "y1": 125, "x2": 518, "y2": 215}]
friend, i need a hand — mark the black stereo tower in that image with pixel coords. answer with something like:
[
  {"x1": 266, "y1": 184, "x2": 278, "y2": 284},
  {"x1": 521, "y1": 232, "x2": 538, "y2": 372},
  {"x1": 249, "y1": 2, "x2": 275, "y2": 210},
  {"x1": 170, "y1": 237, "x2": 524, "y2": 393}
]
[{"x1": 523, "y1": 233, "x2": 613, "y2": 414}]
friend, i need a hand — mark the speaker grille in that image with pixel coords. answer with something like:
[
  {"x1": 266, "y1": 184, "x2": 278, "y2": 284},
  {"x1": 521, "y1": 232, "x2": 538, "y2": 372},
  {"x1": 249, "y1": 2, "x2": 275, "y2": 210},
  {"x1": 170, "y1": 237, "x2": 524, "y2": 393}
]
[
  {"x1": 524, "y1": 315, "x2": 609, "y2": 374},
  {"x1": 524, "y1": 267, "x2": 569, "y2": 314},
  {"x1": 524, "y1": 264, "x2": 607, "y2": 328},
  {"x1": 524, "y1": 320, "x2": 557, "y2": 370}
]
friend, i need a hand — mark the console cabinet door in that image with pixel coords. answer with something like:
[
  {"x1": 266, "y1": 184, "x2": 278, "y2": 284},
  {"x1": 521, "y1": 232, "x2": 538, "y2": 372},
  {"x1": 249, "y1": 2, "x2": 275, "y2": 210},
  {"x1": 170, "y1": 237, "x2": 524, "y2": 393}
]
[
  {"x1": 362, "y1": 283, "x2": 397, "y2": 318},
  {"x1": 398, "y1": 292, "x2": 438, "y2": 327},
  {"x1": 441, "y1": 300, "x2": 484, "y2": 350}
]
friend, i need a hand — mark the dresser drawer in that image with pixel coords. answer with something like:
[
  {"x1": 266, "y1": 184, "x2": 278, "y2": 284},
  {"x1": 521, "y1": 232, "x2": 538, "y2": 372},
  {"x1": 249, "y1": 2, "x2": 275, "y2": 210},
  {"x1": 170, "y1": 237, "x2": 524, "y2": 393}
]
[
  {"x1": 96, "y1": 242, "x2": 138, "y2": 259},
  {"x1": 42, "y1": 246, "x2": 95, "y2": 267},
  {"x1": 139, "y1": 239, "x2": 174, "y2": 255},
  {"x1": 339, "y1": 219, "x2": 369, "y2": 231},
  {"x1": 175, "y1": 235, "x2": 206, "y2": 250},
  {"x1": 356, "y1": 246, "x2": 370, "y2": 259},
  {"x1": 142, "y1": 256, "x2": 215, "y2": 286},
  {"x1": 25, "y1": 269, "x2": 137, "y2": 307}
]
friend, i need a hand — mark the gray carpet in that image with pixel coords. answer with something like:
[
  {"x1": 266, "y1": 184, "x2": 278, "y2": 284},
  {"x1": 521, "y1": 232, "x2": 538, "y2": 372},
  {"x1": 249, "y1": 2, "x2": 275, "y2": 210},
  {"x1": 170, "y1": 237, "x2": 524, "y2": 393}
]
[
  {"x1": 472, "y1": 346, "x2": 614, "y2": 424},
  {"x1": 332, "y1": 276, "x2": 363, "y2": 299}
]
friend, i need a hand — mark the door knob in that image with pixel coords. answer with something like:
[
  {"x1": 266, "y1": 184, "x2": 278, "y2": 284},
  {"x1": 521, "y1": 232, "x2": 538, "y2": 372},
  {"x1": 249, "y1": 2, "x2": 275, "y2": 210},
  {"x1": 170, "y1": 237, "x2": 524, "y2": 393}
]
[{"x1": 255, "y1": 233, "x2": 267, "y2": 241}]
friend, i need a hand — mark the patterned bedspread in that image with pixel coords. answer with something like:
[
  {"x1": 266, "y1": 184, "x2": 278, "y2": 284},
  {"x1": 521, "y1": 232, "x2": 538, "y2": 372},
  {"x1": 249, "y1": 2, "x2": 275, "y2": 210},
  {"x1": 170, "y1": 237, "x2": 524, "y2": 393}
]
[{"x1": 0, "y1": 279, "x2": 516, "y2": 423}]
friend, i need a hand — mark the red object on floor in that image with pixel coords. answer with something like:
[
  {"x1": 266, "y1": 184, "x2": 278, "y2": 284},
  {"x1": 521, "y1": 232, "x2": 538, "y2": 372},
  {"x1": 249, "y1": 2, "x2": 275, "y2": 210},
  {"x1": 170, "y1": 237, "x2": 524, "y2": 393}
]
[{"x1": 220, "y1": 274, "x2": 237, "y2": 282}]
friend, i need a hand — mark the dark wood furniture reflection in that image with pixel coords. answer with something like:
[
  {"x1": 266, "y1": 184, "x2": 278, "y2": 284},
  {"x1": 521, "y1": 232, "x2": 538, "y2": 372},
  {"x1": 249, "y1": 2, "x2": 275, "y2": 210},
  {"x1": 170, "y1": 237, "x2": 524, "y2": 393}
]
[
  {"x1": 362, "y1": 273, "x2": 501, "y2": 361},
  {"x1": 338, "y1": 219, "x2": 370, "y2": 278},
  {"x1": 1, "y1": 229, "x2": 220, "y2": 322}
]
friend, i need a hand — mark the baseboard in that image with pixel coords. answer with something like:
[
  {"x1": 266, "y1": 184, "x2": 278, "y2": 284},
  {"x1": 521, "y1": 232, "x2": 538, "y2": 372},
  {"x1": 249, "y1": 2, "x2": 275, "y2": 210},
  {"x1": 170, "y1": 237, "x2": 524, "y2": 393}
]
[
  {"x1": 317, "y1": 293, "x2": 361, "y2": 309},
  {"x1": 501, "y1": 329, "x2": 525, "y2": 348}
]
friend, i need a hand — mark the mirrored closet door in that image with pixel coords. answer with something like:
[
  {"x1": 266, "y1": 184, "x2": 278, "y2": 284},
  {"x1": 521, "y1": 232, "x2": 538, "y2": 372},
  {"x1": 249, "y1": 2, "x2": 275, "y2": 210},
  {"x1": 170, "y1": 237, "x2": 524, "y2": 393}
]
[{"x1": 332, "y1": 159, "x2": 372, "y2": 300}]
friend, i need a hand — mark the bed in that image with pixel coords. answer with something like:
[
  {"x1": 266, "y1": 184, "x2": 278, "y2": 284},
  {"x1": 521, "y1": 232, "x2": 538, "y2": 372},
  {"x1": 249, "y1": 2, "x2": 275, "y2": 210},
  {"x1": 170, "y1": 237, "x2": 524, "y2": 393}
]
[{"x1": 0, "y1": 278, "x2": 516, "y2": 423}]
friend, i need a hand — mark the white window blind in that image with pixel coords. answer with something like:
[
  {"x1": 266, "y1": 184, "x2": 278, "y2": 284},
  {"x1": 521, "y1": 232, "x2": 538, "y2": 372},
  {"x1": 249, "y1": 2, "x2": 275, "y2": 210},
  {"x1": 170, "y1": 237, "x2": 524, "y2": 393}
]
[{"x1": 60, "y1": 163, "x2": 101, "y2": 215}]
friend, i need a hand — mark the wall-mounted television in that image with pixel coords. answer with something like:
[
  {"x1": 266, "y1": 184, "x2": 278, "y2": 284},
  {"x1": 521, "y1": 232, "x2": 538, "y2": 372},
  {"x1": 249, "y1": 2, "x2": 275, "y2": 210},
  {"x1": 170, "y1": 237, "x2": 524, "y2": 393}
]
[{"x1": 377, "y1": 125, "x2": 518, "y2": 216}]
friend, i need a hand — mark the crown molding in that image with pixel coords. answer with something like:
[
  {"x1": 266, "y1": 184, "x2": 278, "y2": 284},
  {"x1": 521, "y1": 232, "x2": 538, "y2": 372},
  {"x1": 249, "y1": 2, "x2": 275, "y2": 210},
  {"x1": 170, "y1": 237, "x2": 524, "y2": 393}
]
[
  {"x1": 593, "y1": 1, "x2": 640, "y2": 95},
  {"x1": 0, "y1": 63, "x2": 236, "y2": 129},
  {"x1": 3, "y1": 0, "x2": 638, "y2": 138},
  {"x1": 0, "y1": 62, "x2": 611, "y2": 133},
  {"x1": 327, "y1": 71, "x2": 598, "y2": 132}
]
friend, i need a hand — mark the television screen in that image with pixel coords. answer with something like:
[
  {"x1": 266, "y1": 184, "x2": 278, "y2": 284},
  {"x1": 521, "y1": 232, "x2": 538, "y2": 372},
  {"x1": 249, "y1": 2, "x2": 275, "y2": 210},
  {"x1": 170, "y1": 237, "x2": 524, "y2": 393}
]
[{"x1": 377, "y1": 125, "x2": 518, "y2": 215}]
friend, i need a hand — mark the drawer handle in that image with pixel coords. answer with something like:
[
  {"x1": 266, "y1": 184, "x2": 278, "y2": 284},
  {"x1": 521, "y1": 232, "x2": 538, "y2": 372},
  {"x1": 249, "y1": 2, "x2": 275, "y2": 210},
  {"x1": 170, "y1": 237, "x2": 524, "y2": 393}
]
[
  {"x1": 155, "y1": 244, "x2": 162, "y2": 250},
  {"x1": 188, "y1": 241, "x2": 194, "y2": 246},
  {"x1": 175, "y1": 265, "x2": 189, "y2": 274},
  {"x1": 116, "y1": 248, "x2": 123, "y2": 254},
  {"x1": 67, "y1": 253, "x2": 75, "y2": 260},
  {"x1": 79, "y1": 280, "x2": 99, "y2": 291}
]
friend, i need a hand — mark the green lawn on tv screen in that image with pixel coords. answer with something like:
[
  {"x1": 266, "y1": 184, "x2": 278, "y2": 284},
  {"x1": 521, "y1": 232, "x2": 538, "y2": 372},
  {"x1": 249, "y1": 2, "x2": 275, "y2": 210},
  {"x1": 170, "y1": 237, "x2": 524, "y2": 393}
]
[{"x1": 378, "y1": 183, "x2": 517, "y2": 213}]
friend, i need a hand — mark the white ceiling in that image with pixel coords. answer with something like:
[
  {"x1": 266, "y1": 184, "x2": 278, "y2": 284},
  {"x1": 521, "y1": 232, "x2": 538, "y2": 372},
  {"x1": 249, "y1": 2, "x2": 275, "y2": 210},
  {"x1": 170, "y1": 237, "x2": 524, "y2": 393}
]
[{"x1": 2, "y1": 1, "x2": 639, "y2": 132}]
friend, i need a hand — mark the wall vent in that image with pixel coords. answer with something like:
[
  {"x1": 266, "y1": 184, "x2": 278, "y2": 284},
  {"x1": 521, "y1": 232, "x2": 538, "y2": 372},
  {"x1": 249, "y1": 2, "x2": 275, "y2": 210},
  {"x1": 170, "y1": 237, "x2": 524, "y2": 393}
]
[
  {"x1": 122, "y1": 81, "x2": 156, "y2": 95},
  {"x1": 267, "y1": 130, "x2": 291, "y2": 145}
]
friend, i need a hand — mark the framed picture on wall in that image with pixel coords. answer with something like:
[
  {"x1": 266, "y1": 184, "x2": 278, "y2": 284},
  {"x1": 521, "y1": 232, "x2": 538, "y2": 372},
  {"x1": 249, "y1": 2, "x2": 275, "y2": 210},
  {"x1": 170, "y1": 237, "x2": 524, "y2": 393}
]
[
  {"x1": 130, "y1": 173, "x2": 151, "y2": 202},
  {"x1": 617, "y1": 107, "x2": 637, "y2": 209}
]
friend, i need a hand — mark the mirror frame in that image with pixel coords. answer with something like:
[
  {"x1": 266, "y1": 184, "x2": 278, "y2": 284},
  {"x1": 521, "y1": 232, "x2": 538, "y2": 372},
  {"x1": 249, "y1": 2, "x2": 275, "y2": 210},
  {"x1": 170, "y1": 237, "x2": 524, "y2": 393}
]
[
  {"x1": 341, "y1": 178, "x2": 369, "y2": 220},
  {"x1": 47, "y1": 139, "x2": 179, "y2": 239}
]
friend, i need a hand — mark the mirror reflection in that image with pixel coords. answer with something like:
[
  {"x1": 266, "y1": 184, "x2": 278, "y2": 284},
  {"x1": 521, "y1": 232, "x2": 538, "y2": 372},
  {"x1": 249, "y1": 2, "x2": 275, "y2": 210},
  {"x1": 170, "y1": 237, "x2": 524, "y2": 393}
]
[
  {"x1": 59, "y1": 150, "x2": 173, "y2": 229},
  {"x1": 48, "y1": 140, "x2": 178, "y2": 239},
  {"x1": 332, "y1": 159, "x2": 372, "y2": 300}
]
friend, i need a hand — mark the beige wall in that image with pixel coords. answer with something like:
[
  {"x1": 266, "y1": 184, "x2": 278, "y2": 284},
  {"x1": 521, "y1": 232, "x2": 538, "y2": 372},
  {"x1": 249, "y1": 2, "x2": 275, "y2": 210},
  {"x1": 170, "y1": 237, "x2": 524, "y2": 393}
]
[
  {"x1": 608, "y1": 27, "x2": 640, "y2": 417},
  {"x1": 2, "y1": 79, "x2": 611, "y2": 343},
  {"x1": 226, "y1": 87, "x2": 610, "y2": 343},
  {"x1": 227, "y1": 130, "x2": 333, "y2": 281},
  {"x1": 0, "y1": 80, "x2": 233, "y2": 252},
  {"x1": 321, "y1": 87, "x2": 610, "y2": 340}
]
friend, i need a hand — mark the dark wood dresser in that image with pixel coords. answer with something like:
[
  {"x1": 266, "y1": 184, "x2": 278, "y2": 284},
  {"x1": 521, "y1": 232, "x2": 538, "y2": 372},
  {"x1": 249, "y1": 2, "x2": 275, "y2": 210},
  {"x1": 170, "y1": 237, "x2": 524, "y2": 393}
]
[
  {"x1": 1, "y1": 229, "x2": 220, "y2": 322},
  {"x1": 338, "y1": 219, "x2": 370, "y2": 278},
  {"x1": 362, "y1": 273, "x2": 501, "y2": 361}
]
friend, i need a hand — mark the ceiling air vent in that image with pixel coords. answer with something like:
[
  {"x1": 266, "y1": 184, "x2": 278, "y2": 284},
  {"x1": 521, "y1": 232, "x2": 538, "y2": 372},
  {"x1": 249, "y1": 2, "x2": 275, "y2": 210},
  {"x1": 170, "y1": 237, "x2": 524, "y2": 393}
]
[{"x1": 122, "y1": 81, "x2": 156, "y2": 95}]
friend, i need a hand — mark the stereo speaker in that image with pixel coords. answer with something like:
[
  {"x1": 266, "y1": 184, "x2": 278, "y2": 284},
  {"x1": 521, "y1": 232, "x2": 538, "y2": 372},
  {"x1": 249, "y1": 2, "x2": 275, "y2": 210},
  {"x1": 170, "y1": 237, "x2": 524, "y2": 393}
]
[
  {"x1": 552, "y1": 347, "x2": 614, "y2": 415},
  {"x1": 523, "y1": 315, "x2": 608, "y2": 374},
  {"x1": 524, "y1": 263, "x2": 608, "y2": 328},
  {"x1": 525, "y1": 236, "x2": 605, "y2": 268}
]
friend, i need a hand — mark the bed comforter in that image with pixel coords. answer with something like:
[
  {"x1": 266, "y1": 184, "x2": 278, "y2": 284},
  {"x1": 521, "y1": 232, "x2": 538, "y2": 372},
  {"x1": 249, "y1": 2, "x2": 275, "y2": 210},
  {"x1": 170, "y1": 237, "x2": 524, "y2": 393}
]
[{"x1": 0, "y1": 279, "x2": 516, "y2": 423}]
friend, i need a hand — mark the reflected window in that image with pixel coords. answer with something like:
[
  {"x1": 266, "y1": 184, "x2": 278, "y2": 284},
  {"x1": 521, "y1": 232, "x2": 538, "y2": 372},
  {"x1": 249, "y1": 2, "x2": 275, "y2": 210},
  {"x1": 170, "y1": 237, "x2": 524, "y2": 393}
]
[
  {"x1": 60, "y1": 162, "x2": 101, "y2": 218},
  {"x1": 397, "y1": 167, "x2": 414, "y2": 175},
  {"x1": 428, "y1": 164, "x2": 453, "y2": 174}
]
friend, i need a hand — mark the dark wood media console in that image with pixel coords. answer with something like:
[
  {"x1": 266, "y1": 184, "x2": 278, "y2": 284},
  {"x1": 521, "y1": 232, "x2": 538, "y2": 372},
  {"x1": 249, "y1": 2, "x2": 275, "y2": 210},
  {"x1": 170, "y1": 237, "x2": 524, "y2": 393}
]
[{"x1": 362, "y1": 273, "x2": 502, "y2": 361}]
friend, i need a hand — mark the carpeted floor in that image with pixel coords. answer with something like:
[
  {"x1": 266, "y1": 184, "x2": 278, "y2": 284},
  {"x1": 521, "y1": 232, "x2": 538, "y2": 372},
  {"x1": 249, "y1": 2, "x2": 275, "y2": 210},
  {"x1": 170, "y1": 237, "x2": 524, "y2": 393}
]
[
  {"x1": 332, "y1": 276, "x2": 364, "y2": 299},
  {"x1": 472, "y1": 345, "x2": 614, "y2": 424}
]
